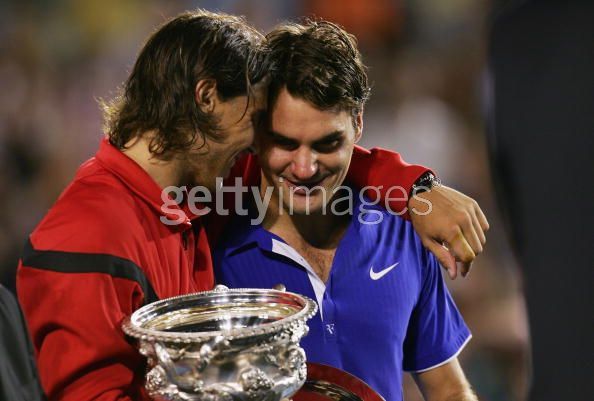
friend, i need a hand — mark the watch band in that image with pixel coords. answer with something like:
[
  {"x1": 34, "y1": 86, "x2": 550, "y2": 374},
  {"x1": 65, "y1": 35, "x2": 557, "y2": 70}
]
[{"x1": 410, "y1": 172, "x2": 439, "y2": 197}]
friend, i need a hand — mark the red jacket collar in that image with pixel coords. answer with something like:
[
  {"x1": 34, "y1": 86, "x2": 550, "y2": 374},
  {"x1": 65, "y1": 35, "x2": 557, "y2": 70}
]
[{"x1": 95, "y1": 138, "x2": 196, "y2": 231}]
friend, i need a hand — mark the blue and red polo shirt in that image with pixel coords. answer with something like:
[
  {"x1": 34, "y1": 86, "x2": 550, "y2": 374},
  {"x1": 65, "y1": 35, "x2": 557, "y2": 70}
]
[{"x1": 214, "y1": 193, "x2": 471, "y2": 401}]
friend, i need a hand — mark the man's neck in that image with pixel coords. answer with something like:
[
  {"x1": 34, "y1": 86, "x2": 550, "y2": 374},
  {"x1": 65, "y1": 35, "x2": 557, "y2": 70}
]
[
  {"x1": 258, "y1": 179, "x2": 353, "y2": 283},
  {"x1": 261, "y1": 185, "x2": 351, "y2": 251},
  {"x1": 121, "y1": 133, "x2": 181, "y2": 189}
]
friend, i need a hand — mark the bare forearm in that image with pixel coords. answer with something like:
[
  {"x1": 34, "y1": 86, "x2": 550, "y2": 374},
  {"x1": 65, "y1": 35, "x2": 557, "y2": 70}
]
[
  {"x1": 442, "y1": 389, "x2": 478, "y2": 401},
  {"x1": 420, "y1": 383, "x2": 478, "y2": 401},
  {"x1": 424, "y1": 383, "x2": 478, "y2": 401},
  {"x1": 414, "y1": 360, "x2": 478, "y2": 401}
]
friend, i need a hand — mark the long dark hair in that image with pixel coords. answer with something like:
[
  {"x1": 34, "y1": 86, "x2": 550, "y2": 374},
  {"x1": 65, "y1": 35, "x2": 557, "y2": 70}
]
[{"x1": 101, "y1": 10, "x2": 267, "y2": 158}]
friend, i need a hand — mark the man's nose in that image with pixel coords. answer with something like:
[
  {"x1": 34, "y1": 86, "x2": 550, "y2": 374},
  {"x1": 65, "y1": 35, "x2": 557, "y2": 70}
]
[{"x1": 291, "y1": 147, "x2": 318, "y2": 181}]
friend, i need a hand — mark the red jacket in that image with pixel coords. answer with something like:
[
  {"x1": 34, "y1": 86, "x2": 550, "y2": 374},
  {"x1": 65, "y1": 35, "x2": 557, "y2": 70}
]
[{"x1": 17, "y1": 138, "x2": 428, "y2": 401}]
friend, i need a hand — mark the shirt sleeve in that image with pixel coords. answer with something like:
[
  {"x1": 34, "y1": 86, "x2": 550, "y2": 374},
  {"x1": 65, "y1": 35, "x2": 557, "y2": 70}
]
[
  {"x1": 402, "y1": 252, "x2": 471, "y2": 372},
  {"x1": 17, "y1": 259, "x2": 152, "y2": 401},
  {"x1": 348, "y1": 146, "x2": 432, "y2": 219}
]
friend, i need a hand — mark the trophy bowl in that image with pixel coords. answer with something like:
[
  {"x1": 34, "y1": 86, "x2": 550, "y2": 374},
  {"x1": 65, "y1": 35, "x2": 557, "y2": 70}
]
[{"x1": 122, "y1": 285, "x2": 317, "y2": 401}]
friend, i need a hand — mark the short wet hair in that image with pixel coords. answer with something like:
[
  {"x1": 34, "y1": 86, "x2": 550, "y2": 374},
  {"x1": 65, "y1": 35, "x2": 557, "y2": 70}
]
[{"x1": 264, "y1": 20, "x2": 370, "y2": 122}]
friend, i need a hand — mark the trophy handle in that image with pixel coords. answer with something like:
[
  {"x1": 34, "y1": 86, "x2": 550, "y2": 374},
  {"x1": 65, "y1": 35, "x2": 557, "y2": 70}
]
[
  {"x1": 195, "y1": 335, "x2": 227, "y2": 371},
  {"x1": 154, "y1": 342, "x2": 177, "y2": 371}
]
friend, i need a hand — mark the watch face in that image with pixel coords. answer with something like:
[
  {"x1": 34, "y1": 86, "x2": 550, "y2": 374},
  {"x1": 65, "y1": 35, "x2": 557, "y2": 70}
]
[{"x1": 293, "y1": 363, "x2": 386, "y2": 401}]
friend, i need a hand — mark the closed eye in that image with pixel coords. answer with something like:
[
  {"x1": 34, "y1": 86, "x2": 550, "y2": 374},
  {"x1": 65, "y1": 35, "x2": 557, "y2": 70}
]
[
  {"x1": 314, "y1": 138, "x2": 342, "y2": 153},
  {"x1": 267, "y1": 131, "x2": 299, "y2": 150},
  {"x1": 313, "y1": 132, "x2": 344, "y2": 153}
]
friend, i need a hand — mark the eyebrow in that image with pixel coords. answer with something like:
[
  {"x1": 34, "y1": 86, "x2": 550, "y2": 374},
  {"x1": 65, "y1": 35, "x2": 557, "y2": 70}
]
[{"x1": 267, "y1": 130, "x2": 344, "y2": 145}]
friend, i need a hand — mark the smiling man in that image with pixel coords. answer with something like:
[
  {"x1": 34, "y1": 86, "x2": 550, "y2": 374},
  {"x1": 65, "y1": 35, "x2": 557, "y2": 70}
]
[{"x1": 215, "y1": 21, "x2": 477, "y2": 401}]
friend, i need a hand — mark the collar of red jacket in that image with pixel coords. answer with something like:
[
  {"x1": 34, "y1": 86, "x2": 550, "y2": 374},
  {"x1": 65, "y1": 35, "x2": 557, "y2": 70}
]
[{"x1": 95, "y1": 137, "x2": 200, "y2": 232}]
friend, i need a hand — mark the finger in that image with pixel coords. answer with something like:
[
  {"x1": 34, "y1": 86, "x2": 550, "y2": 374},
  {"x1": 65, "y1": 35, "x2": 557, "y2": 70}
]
[
  {"x1": 474, "y1": 201, "x2": 490, "y2": 231},
  {"x1": 425, "y1": 239, "x2": 457, "y2": 279},
  {"x1": 471, "y1": 209, "x2": 487, "y2": 246},
  {"x1": 459, "y1": 260, "x2": 473, "y2": 278},
  {"x1": 457, "y1": 213, "x2": 483, "y2": 256},
  {"x1": 448, "y1": 230, "x2": 476, "y2": 264}
]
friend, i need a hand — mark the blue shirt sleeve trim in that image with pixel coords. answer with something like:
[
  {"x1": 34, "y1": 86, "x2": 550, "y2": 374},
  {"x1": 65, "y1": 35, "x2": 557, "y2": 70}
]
[{"x1": 404, "y1": 331, "x2": 472, "y2": 373}]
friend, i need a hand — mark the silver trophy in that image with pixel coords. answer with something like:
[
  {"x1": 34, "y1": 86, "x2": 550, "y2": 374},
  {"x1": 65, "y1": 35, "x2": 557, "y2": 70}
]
[{"x1": 122, "y1": 285, "x2": 317, "y2": 401}]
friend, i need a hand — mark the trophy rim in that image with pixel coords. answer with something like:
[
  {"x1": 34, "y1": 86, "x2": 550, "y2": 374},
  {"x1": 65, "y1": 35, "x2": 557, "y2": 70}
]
[{"x1": 122, "y1": 286, "x2": 318, "y2": 343}]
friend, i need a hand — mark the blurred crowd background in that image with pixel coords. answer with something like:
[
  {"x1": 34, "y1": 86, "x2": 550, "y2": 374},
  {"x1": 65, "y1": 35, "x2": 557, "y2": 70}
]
[{"x1": 0, "y1": 1, "x2": 530, "y2": 400}]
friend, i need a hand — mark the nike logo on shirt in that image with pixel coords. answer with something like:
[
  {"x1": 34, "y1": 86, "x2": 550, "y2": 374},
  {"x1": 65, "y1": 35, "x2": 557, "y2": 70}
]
[{"x1": 370, "y1": 262, "x2": 399, "y2": 280}]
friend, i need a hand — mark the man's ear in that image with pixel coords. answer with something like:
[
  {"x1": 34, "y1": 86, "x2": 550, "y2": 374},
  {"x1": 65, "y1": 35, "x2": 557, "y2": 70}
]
[
  {"x1": 354, "y1": 112, "x2": 363, "y2": 143},
  {"x1": 195, "y1": 79, "x2": 217, "y2": 113}
]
